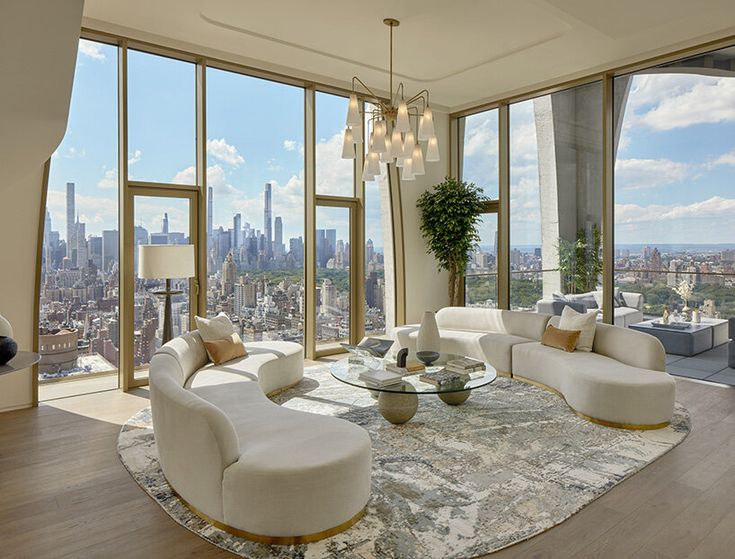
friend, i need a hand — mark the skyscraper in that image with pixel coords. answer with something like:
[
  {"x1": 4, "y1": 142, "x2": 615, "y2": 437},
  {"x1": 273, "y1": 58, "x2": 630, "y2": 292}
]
[
  {"x1": 162, "y1": 212, "x2": 169, "y2": 234},
  {"x1": 264, "y1": 183, "x2": 273, "y2": 257},
  {"x1": 233, "y1": 213, "x2": 241, "y2": 250},
  {"x1": 66, "y1": 182, "x2": 75, "y2": 251},
  {"x1": 274, "y1": 216, "x2": 283, "y2": 257},
  {"x1": 102, "y1": 230, "x2": 118, "y2": 272},
  {"x1": 207, "y1": 186, "x2": 213, "y2": 245}
]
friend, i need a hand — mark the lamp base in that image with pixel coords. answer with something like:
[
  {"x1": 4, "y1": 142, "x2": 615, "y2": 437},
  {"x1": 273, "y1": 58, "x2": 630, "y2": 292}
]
[{"x1": 152, "y1": 280, "x2": 183, "y2": 345}]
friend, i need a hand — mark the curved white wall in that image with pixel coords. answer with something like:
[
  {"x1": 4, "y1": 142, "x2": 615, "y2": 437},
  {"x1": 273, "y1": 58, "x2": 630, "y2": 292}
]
[{"x1": 0, "y1": 0, "x2": 83, "y2": 411}]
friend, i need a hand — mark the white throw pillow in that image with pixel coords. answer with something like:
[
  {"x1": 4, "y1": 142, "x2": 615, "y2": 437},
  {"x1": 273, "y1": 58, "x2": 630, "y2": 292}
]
[
  {"x1": 195, "y1": 313, "x2": 236, "y2": 361},
  {"x1": 558, "y1": 305, "x2": 597, "y2": 352}
]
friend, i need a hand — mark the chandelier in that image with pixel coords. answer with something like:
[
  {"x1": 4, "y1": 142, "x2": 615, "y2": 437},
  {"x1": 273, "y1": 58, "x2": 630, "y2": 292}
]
[{"x1": 341, "y1": 18, "x2": 438, "y2": 182}]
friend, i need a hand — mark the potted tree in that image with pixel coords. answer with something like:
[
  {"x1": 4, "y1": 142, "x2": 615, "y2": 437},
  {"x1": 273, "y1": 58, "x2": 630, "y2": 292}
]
[{"x1": 416, "y1": 177, "x2": 488, "y2": 306}]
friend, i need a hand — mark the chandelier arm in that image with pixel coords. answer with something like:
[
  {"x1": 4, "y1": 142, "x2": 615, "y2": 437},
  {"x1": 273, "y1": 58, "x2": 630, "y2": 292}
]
[
  {"x1": 406, "y1": 89, "x2": 430, "y2": 109},
  {"x1": 395, "y1": 82, "x2": 405, "y2": 102},
  {"x1": 352, "y1": 76, "x2": 391, "y2": 114}
]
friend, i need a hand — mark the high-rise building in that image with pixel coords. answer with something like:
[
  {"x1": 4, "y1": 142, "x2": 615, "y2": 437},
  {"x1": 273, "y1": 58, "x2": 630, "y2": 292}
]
[
  {"x1": 274, "y1": 216, "x2": 283, "y2": 257},
  {"x1": 66, "y1": 182, "x2": 75, "y2": 249},
  {"x1": 233, "y1": 213, "x2": 241, "y2": 250},
  {"x1": 207, "y1": 186, "x2": 213, "y2": 245},
  {"x1": 366, "y1": 238, "x2": 374, "y2": 265},
  {"x1": 162, "y1": 212, "x2": 169, "y2": 234},
  {"x1": 102, "y1": 230, "x2": 118, "y2": 272},
  {"x1": 88, "y1": 236, "x2": 103, "y2": 269},
  {"x1": 221, "y1": 252, "x2": 237, "y2": 296},
  {"x1": 326, "y1": 229, "x2": 337, "y2": 260},
  {"x1": 264, "y1": 183, "x2": 273, "y2": 257}
]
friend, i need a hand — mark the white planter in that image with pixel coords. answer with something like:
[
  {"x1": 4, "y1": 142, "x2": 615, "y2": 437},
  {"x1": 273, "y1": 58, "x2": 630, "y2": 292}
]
[
  {"x1": 0, "y1": 313, "x2": 12, "y2": 338},
  {"x1": 417, "y1": 311, "x2": 440, "y2": 352}
]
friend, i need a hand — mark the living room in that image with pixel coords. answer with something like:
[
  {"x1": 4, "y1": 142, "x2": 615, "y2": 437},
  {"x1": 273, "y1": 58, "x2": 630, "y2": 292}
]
[{"x1": 1, "y1": 1, "x2": 734, "y2": 557}]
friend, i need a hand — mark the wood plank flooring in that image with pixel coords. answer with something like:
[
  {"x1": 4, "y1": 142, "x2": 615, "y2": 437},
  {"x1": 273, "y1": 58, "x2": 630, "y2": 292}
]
[{"x1": 1, "y1": 375, "x2": 733, "y2": 558}]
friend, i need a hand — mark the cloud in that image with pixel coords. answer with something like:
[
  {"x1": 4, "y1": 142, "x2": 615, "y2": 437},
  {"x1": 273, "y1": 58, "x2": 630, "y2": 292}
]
[
  {"x1": 172, "y1": 166, "x2": 195, "y2": 185},
  {"x1": 46, "y1": 189, "x2": 117, "y2": 237},
  {"x1": 634, "y1": 76, "x2": 735, "y2": 131},
  {"x1": 314, "y1": 132, "x2": 354, "y2": 196},
  {"x1": 207, "y1": 138, "x2": 244, "y2": 166},
  {"x1": 616, "y1": 196, "x2": 735, "y2": 224},
  {"x1": 710, "y1": 149, "x2": 735, "y2": 167},
  {"x1": 283, "y1": 140, "x2": 304, "y2": 154},
  {"x1": 614, "y1": 158, "x2": 690, "y2": 190},
  {"x1": 78, "y1": 39, "x2": 106, "y2": 62},
  {"x1": 128, "y1": 149, "x2": 142, "y2": 166},
  {"x1": 97, "y1": 168, "x2": 117, "y2": 189}
]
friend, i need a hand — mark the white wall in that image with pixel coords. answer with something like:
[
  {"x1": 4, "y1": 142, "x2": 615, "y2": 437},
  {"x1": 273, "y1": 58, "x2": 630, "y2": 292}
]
[
  {"x1": 0, "y1": 0, "x2": 83, "y2": 412},
  {"x1": 401, "y1": 110, "x2": 451, "y2": 324}
]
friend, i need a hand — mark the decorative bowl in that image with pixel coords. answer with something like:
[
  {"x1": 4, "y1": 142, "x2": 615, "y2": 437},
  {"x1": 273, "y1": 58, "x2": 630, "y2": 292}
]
[
  {"x1": 0, "y1": 336, "x2": 18, "y2": 366},
  {"x1": 416, "y1": 351, "x2": 440, "y2": 366}
]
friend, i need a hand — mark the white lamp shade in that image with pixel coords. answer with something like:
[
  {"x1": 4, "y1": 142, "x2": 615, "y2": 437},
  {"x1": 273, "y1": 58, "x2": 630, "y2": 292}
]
[
  {"x1": 389, "y1": 128, "x2": 404, "y2": 159},
  {"x1": 341, "y1": 128, "x2": 355, "y2": 159},
  {"x1": 395, "y1": 157, "x2": 405, "y2": 167},
  {"x1": 401, "y1": 156, "x2": 415, "y2": 181},
  {"x1": 380, "y1": 136, "x2": 393, "y2": 163},
  {"x1": 366, "y1": 150, "x2": 381, "y2": 175},
  {"x1": 351, "y1": 123, "x2": 362, "y2": 145},
  {"x1": 372, "y1": 120, "x2": 387, "y2": 153},
  {"x1": 412, "y1": 144, "x2": 425, "y2": 175},
  {"x1": 395, "y1": 101, "x2": 410, "y2": 133},
  {"x1": 417, "y1": 106, "x2": 435, "y2": 140},
  {"x1": 361, "y1": 160, "x2": 375, "y2": 182},
  {"x1": 346, "y1": 93, "x2": 361, "y2": 126},
  {"x1": 138, "y1": 244, "x2": 195, "y2": 279},
  {"x1": 402, "y1": 131, "x2": 416, "y2": 158},
  {"x1": 426, "y1": 135, "x2": 440, "y2": 162}
]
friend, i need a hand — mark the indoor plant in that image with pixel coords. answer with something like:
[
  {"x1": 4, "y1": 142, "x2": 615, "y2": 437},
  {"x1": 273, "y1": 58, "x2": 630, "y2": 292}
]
[{"x1": 417, "y1": 177, "x2": 488, "y2": 306}]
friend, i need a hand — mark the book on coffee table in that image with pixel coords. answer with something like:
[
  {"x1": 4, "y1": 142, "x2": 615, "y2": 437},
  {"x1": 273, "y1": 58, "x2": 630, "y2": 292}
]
[
  {"x1": 358, "y1": 368, "x2": 404, "y2": 387},
  {"x1": 385, "y1": 361, "x2": 425, "y2": 375},
  {"x1": 419, "y1": 369, "x2": 469, "y2": 387},
  {"x1": 445, "y1": 357, "x2": 485, "y2": 373}
]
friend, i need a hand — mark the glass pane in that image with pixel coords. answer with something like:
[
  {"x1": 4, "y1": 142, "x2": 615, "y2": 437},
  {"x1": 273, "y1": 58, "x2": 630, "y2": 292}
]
[
  {"x1": 316, "y1": 206, "x2": 351, "y2": 344},
  {"x1": 128, "y1": 50, "x2": 196, "y2": 184},
  {"x1": 39, "y1": 39, "x2": 119, "y2": 401},
  {"x1": 614, "y1": 46, "x2": 735, "y2": 337},
  {"x1": 510, "y1": 271, "x2": 563, "y2": 312},
  {"x1": 510, "y1": 82, "x2": 603, "y2": 313},
  {"x1": 466, "y1": 213, "x2": 498, "y2": 307},
  {"x1": 364, "y1": 167, "x2": 392, "y2": 335},
  {"x1": 462, "y1": 109, "x2": 499, "y2": 198},
  {"x1": 133, "y1": 196, "x2": 192, "y2": 380},
  {"x1": 316, "y1": 92, "x2": 354, "y2": 196},
  {"x1": 205, "y1": 68, "x2": 304, "y2": 344}
]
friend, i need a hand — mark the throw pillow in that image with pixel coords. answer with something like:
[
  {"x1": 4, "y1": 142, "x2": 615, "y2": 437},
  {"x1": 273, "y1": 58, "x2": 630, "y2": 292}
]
[
  {"x1": 552, "y1": 291, "x2": 569, "y2": 302},
  {"x1": 615, "y1": 292, "x2": 628, "y2": 308},
  {"x1": 203, "y1": 333, "x2": 247, "y2": 365},
  {"x1": 541, "y1": 324, "x2": 581, "y2": 353},
  {"x1": 195, "y1": 313, "x2": 236, "y2": 361},
  {"x1": 558, "y1": 305, "x2": 597, "y2": 352}
]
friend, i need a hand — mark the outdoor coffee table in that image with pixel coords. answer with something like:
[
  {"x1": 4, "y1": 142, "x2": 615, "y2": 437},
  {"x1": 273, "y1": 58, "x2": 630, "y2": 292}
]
[
  {"x1": 330, "y1": 351, "x2": 497, "y2": 424},
  {"x1": 629, "y1": 318, "x2": 728, "y2": 356}
]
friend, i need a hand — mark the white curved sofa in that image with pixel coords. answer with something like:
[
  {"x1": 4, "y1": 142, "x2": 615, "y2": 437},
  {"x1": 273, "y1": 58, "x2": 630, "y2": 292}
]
[
  {"x1": 149, "y1": 331, "x2": 372, "y2": 544},
  {"x1": 393, "y1": 307, "x2": 676, "y2": 429}
]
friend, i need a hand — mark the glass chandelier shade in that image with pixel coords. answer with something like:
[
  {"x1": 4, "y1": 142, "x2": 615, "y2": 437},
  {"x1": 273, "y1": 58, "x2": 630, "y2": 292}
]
[
  {"x1": 417, "y1": 106, "x2": 435, "y2": 141},
  {"x1": 366, "y1": 150, "x2": 381, "y2": 175},
  {"x1": 372, "y1": 120, "x2": 387, "y2": 153},
  {"x1": 395, "y1": 101, "x2": 411, "y2": 133},
  {"x1": 389, "y1": 128, "x2": 404, "y2": 159},
  {"x1": 425, "y1": 135, "x2": 440, "y2": 162},
  {"x1": 411, "y1": 144, "x2": 425, "y2": 175},
  {"x1": 401, "y1": 155, "x2": 415, "y2": 181},
  {"x1": 402, "y1": 131, "x2": 415, "y2": 158},
  {"x1": 341, "y1": 128, "x2": 355, "y2": 159},
  {"x1": 380, "y1": 136, "x2": 392, "y2": 163},
  {"x1": 346, "y1": 93, "x2": 361, "y2": 126}
]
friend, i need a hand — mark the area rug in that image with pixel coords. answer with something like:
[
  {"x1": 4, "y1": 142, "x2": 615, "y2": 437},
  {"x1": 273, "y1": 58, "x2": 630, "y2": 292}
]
[{"x1": 118, "y1": 366, "x2": 690, "y2": 559}]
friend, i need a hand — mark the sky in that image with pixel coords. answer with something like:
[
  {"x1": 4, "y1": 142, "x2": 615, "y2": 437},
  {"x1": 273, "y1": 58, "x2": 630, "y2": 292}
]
[
  {"x1": 47, "y1": 39, "x2": 387, "y2": 250},
  {"x1": 461, "y1": 68, "x2": 735, "y2": 247}
]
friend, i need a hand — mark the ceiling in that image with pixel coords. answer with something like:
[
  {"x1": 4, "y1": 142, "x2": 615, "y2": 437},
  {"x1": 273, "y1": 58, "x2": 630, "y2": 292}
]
[{"x1": 82, "y1": 0, "x2": 735, "y2": 112}]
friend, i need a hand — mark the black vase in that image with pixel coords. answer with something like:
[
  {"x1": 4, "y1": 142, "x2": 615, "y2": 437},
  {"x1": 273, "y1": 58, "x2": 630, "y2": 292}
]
[{"x1": 0, "y1": 336, "x2": 18, "y2": 366}]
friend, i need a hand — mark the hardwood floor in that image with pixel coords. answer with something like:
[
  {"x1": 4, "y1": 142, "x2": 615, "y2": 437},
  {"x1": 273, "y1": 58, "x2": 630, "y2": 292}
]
[{"x1": 1, "y1": 375, "x2": 733, "y2": 558}]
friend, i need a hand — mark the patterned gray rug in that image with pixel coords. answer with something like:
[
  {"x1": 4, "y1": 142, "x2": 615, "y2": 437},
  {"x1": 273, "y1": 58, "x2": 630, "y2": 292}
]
[{"x1": 118, "y1": 366, "x2": 690, "y2": 558}]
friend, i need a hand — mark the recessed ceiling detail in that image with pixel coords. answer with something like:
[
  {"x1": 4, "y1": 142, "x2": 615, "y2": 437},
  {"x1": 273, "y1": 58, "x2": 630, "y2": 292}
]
[{"x1": 199, "y1": 0, "x2": 571, "y2": 83}]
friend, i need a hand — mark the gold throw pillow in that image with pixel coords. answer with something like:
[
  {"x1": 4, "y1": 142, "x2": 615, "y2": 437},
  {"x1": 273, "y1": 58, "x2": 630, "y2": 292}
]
[
  {"x1": 541, "y1": 324, "x2": 581, "y2": 353},
  {"x1": 203, "y1": 333, "x2": 247, "y2": 365}
]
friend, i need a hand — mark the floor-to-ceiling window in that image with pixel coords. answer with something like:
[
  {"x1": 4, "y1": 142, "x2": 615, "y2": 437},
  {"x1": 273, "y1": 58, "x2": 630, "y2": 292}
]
[
  {"x1": 509, "y1": 82, "x2": 603, "y2": 312},
  {"x1": 38, "y1": 39, "x2": 119, "y2": 401},
  {"x1": 205, "y1": 68, "x2": 305, "y2": 343},
  {"x1": 460, "y1": 108, "x2": 499, "y2": 308},
  {"x1": 613, "y1": 47, "x2": 735, "y2": 381}
]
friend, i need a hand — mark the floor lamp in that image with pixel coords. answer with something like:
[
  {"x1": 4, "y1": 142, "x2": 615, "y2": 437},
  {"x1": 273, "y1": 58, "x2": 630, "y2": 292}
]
[{"x1": 138, "y1": 244, "x2": 196, "y2": 345}]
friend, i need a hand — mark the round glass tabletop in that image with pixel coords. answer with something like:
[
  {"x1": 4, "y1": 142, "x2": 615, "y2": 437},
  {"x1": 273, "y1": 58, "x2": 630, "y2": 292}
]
[{"x1": 330, "y1": 351, "x2": 497, "y2": 395}]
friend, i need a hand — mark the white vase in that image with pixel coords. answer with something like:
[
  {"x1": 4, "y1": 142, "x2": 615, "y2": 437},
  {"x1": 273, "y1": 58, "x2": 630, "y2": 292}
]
[
  {"x1": 417, "y1": 311, "x2": 440, "y2": 352},
  {"x1": 0, "y1": 313, "x2": 12, "y2": 338}
]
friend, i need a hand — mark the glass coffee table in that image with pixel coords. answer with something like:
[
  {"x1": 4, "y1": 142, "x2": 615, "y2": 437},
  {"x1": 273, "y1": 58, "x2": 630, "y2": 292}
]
[{"x1": 330, "y1": 351, "x2": 497, "y2": 424}]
